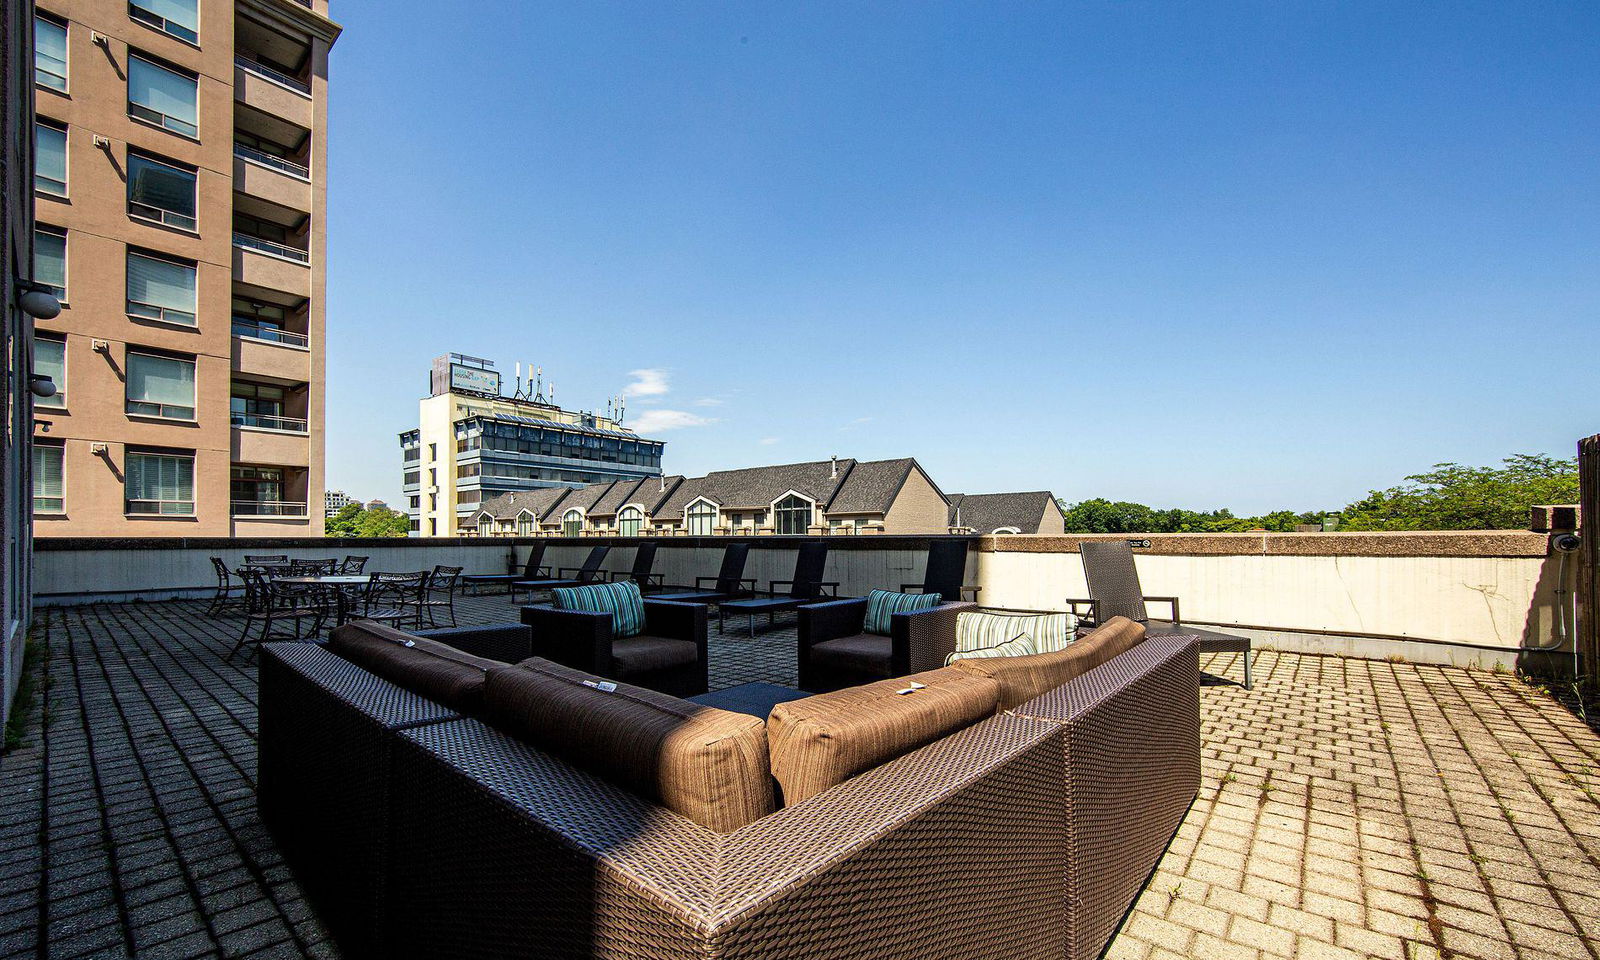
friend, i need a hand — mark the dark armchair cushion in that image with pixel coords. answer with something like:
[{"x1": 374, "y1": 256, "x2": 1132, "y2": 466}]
[
  {"x1": 807, "y1": 633, "x2": 890, "y2": 676},
  {"x1": 328, "y1": 621, "x2": 499, "y2": 715},
  {"x1": 484, "y1": 658, "x2": 775, "y2": 833},
  {"x1": 611, "y1": 636, "x2": 699, "y2": 676}
]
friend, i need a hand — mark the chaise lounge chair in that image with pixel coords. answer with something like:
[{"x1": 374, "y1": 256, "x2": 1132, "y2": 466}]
[
  {"x1": 1070, "y1": 539, "x2": 1253, "y2": 688},
  {"x1": 462, "y1": 541, "x2": 550, "y2": 595},
  {"x1": 716, "y1": 540, "x2": 838, "y2": 637},
  {"x1": 651, "y1": 541, "x2": 756, "y2": 605},
  {"x1": 511, "y1": 545, "x2": 610, "y2": 601}
]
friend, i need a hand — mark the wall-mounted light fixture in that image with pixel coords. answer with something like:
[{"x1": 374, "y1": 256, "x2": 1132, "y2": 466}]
[
  {"x1": 29, "y1": 375, "x2": 56, "y2": 399},
  {"x1": 14, "y1": 281, "x2": 61, "y2": 320}
]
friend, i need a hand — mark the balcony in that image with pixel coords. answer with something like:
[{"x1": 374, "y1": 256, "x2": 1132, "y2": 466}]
[
  {"x1": 232, "y1": 421, "x2": 310, "y2": 465},
  {"x1": 233, "y1": 235, "x2": 310, "y2": 296},
  {"x1": 230, "y1": 499, "x2": 308, "y2": 517},
  {"x1": 230, "y1": 411, "x2": 307, "y2": 433},
  {"x1": 234, "y1": 145, "x2": 312, "y2": 211},
  {"x1": 234, "y1": 55, "x2": 313, "y2": 127},
  {"x1": 232, "y1": 318, "x2": 309, "y2": 348}
]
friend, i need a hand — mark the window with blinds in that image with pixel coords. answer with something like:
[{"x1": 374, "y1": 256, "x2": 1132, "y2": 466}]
[
  {"x1": 35, "y1": 16, "x2": 67, "y2": 91},
  {"x1": 33, "y1": 336, "x2": 66, "y2": 407},
  {"x1": 35, "y1": 120, "x2": 67, "y2": 196},
  {"x1": 127, "y1": 250, "x2": 197, "y2": 325},
  {"x1": 35, "y1": 225, "x2": 66, "y2": 299},
  {"x1": 129, "y1": 0, "x2": 198, "y2": 44},
  {"x1": 126, "y1": 451, "x2": 194, "y2": 515},
  {"x1": 126, "y1": 352, "x2": 196, "y2": 419},
  {"x1": 128, "y1": 55, "x2": 198, "y2": 138},
  {"x1": 127, "y1": 153, "x2": 197, "y2": 229},
  {"x1": 33, "y1": 445, "x2": 64, "y2": 514}
]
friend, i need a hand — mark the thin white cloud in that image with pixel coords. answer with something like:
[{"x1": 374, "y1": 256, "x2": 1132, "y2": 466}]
[
  {"x1": 693, "y1": 397, "x2": 724, "y2": 407},
  {"x1": 758, "y1": 437, "x2": 779, "y2": 445},
  {"x1": 630, "y1": 409, "x2": 715, "y2": 432},
  {"x1": 624, "y1": 368, "x2": 670, "y2": 398}
]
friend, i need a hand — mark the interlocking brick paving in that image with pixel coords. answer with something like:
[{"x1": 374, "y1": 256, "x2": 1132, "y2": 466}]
[{"x1": 0, "y1": 595, "x2": 1596, "y2": 959}]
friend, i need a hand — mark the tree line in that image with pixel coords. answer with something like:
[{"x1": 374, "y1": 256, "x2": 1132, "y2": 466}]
[
  {"x1": 324, "y1": 502, "x2": 411, "y2": 538},
  {"x1": 1058, "y1": 454, "x2": 1579, "y2": 534}
]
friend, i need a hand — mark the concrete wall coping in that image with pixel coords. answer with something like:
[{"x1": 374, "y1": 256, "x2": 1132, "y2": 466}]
[
  {"x1": 978, "y1": 531, "x2": 1552, "y2": 558},
  {"x1": 33, "y1": 534, "x2": 979, "y2": 552}
]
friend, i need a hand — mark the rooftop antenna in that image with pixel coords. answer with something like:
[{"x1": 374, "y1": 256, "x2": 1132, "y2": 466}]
[
  {"x1": 534, "y1": 366, "x2": 544, "y2": 404},
  {"x1": 514, "y1": 362, "x2": 523, "y2": 400}
]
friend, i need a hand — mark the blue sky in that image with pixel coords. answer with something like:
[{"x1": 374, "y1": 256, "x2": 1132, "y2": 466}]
[{"x1": 324, "y1": 1, "x2": 1598, "y2": 514}]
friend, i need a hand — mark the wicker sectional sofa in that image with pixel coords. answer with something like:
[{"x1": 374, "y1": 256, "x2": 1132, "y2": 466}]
[{"x1": 258, "y1": 618, "x2": 1201, "y2": 960}]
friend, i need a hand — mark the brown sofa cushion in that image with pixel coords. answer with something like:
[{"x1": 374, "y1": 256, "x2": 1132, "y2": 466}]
[
  {"x1": 328, "y1": 621, "x2": 499, "y2": 714},
  {"x1": 767, "y1": 667, "x2": 1000, "y2": 805},
  {"x1": 611, "y1": 636, "x2": 699, "y2": 676},
  {"x1": 807, "y1": 633, "x2": 890, "y2": 674},
  {"x1": 950, "y1": 616, "x2": 1146, "y2": 710},
  {"x1": 485, "y1": 658, "x2": 774, "y2": 833}
]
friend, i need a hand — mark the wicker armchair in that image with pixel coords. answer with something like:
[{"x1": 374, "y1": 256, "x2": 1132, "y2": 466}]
[
  {"x1": 520, "y1": 599, "x2": 708, "y2": 696},
  {"x1": 797, "y1": 598, "x2": 975, "y2": 692}
]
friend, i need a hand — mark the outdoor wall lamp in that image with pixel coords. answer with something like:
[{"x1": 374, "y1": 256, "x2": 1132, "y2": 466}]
[
  {"x1": 29, "y1": 375, "x2": 56, "y2": 399},
  {"x1": 15, "y1": 281, "x2": 61, "y2": 320}
]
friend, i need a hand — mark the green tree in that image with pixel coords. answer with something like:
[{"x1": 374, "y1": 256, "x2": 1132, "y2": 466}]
[
  {"x1": 324, "y1": 502, "x2": 411, "y2": 538},
  {"x1": 1336, "y1": 454, "x2": 1578, "y2": 531}
]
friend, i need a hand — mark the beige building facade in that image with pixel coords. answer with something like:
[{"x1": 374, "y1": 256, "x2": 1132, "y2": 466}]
[{"x1": 29, "y1": 0, "x2": 338, "y2": 537}]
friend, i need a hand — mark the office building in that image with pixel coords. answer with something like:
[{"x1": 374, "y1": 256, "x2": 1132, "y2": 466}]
[
  {"x1": 323, "y1": 487, "x2": 351, "y2": 515},
  {"x1": 402, "y1": 354, "x2": 666, "y2": 536},
  {"x1": 29, "y1": 0, "x2": 339, "y2": 536}
]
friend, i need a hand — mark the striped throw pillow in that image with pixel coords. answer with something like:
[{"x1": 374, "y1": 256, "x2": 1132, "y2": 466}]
[
  {"x1": 551, "y1": 580, "x2": 646, "y2": 639},
  {"x1": 947, "y1": 632, "x2": 1037, "y2": 665},
  {"x1": 955, "y1": 611, "x2": 1076, "y2": 655},
  {"x1": 863, "y1": 589, "x2": 943, "y2": 636}
]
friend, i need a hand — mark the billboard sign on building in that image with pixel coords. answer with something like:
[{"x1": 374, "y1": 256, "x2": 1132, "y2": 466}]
[{"x1": 449, "y1": 363, "x2": 501, "y2": 396}]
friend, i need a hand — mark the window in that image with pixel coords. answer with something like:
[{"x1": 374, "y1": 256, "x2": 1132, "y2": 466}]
[
  {"x1": 35, "y1": 120, "x2": 66, "y2": 196},
  {"x1": 774, "y1": 495, "x2": 813, "y2": 536},
  {"x1": 429, "y1": 468, "x2": 437, "y2": 485},
  {"x1": 428, "y1": 443, "x2": 436, "y2": 460},
  {"x1": 34, "y1": 225, "x2": 66, "y2": 300},
  {"x1": 126, "y1": 351, "x2": 195, "y2": 419},
  {"x1": 230, "y1": 466, "x2": 284, "y2": 513},
  {"x1": 428, "y1": 518, "x2": 436, "y2": 535},
  {"x1": 128, "y1": 55, "x2": 198, "y2": 137},
  {"x1": 562, "y1": 509, "x2": 583, "y2": 538},
  {"x1": 125, "y1": 450, "x2": 194, "y2": 515},
  {"x1": 35, "y1": 15, "x2": 67, "y2": 91},
  {"x1": 230, "y1": 380, "x2": 287, "y2": 429},
  {"x1": 429, "y1": 493, "x2": 437, "y2": 511},
  {"x1": 618, "y1": 506, "x2": 643, "y2": 538},
  {"x1": 129, "y1": 0, "x2": 198, "y2": 45},
  {"x1": 517, "y1": 514, "x2": 535, "y2": 536},
  {"x1": 127, "y1": 153, "x2": 197, "y2": 230},
  {"x1": 33, "y1": 444, "x2": 64, "y2": 514},
  {"x1": 686, "y1": 501, "x2": 716, "y2": 536},
  {"x1": 33, "y1": 336, "x2": 66, "y2": 407},
  {"x1": 127, "y1": 250, "x2": 196, "y2": 325}
]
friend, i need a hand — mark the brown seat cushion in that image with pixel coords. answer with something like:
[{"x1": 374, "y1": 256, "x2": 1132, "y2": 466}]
[
  {"x1": 767, "y1": 666, "x2": 1001, "y2": 806},
  {"x1": 807, "y1": 633, "x2": 891, "y2": 675},
  {"x1": 485, "y1": 658, "x2": 774, "y2": 833},
  {"x1": 950, "y1": 616, "x2": 1146, "y2": 710},
  {"x1": 328, "y1": 621, "x2": 499, "y2": 714},
  {"x1": 610, "y1": 635, "x2": 698, "y2": 676}
]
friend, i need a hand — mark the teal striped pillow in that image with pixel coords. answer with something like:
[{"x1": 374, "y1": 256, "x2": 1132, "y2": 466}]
[
  {"x1": 551, "y1": 580, "x2": 646, "y2": 638},
  {"x1": 955, "y1": 611, "x2": 1076, "y2": 654},
  {"x1": 863, "y1": 589, "x2": 942, "y2": 636}
]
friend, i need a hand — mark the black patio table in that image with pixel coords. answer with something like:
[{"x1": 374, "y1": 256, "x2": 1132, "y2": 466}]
[
  {"x1": 276, "y1": 574, "x2": 370, "y2": 626},
  {"x1": 717, "y1": 593, "x2": 834, "y2": 638}
]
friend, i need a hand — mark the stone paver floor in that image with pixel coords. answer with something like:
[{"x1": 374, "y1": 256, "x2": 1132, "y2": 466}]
[{"x1": 0, "y1": 595, "x2": 1597, "y2": 959}]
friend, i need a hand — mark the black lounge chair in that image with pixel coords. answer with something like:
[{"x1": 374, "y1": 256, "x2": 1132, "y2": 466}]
[
  {"x1": 717, "y1": 541, "x2": 838, "y2": 637},
  {"x1": 512, "y1": 545, "x2": 610, "y2": 600},
  {"x1": 1070, "y1": 539, "x2": 1253, "y2": 689},
  {"x1": 609, "y1": 542, "x2": 664, "y2": 593},
  {"x1": 463, "y1": 542, "x2": 550, "y2": 595},
  {"x1": 651, "y1": 542, "x2": 756, "y2": 605},
  {"x1": 899, "y1": 539, "x2": 974, "y2": 602}
]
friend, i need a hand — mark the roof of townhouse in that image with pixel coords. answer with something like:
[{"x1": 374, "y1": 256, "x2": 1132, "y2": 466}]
[
  {"x1": 646, "y1": 457, "x2": 940, "y2": 518},
  {"x1": 825, "y1": 458, "x2": 935, "y2": 514},
  {"x1": 474, "y1": 486, "x2": 572, "y2": 521},
  {"x1": 946, "y1": 492, "x2": 1060, "y2": 534},
  {"x1": 556, "y1": 480, "x2": 620, "y2": 516},
  {"x1": 589, "y1": 477, "x2": 651, "y2": 517}
]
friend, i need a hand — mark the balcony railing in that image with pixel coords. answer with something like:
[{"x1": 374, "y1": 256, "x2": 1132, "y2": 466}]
[
  {"x1": 233, "y1": 143, "x2": 310, "y2": 180},
  {"x1": 233, "y1": 233, "x2": 309, "y2": 264},
  {"x1": 234, "y1": 55, "x2": 310, "y2": 95},
  {"x1": 231, "y1": 412, "x2": 308, "y2": 433},
  {"x1": 232, "y1": 320, "x2": 309, "y2": 348},
  {"x1": 231, "y1": 500, "x2": 308, "y2": 517}
]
